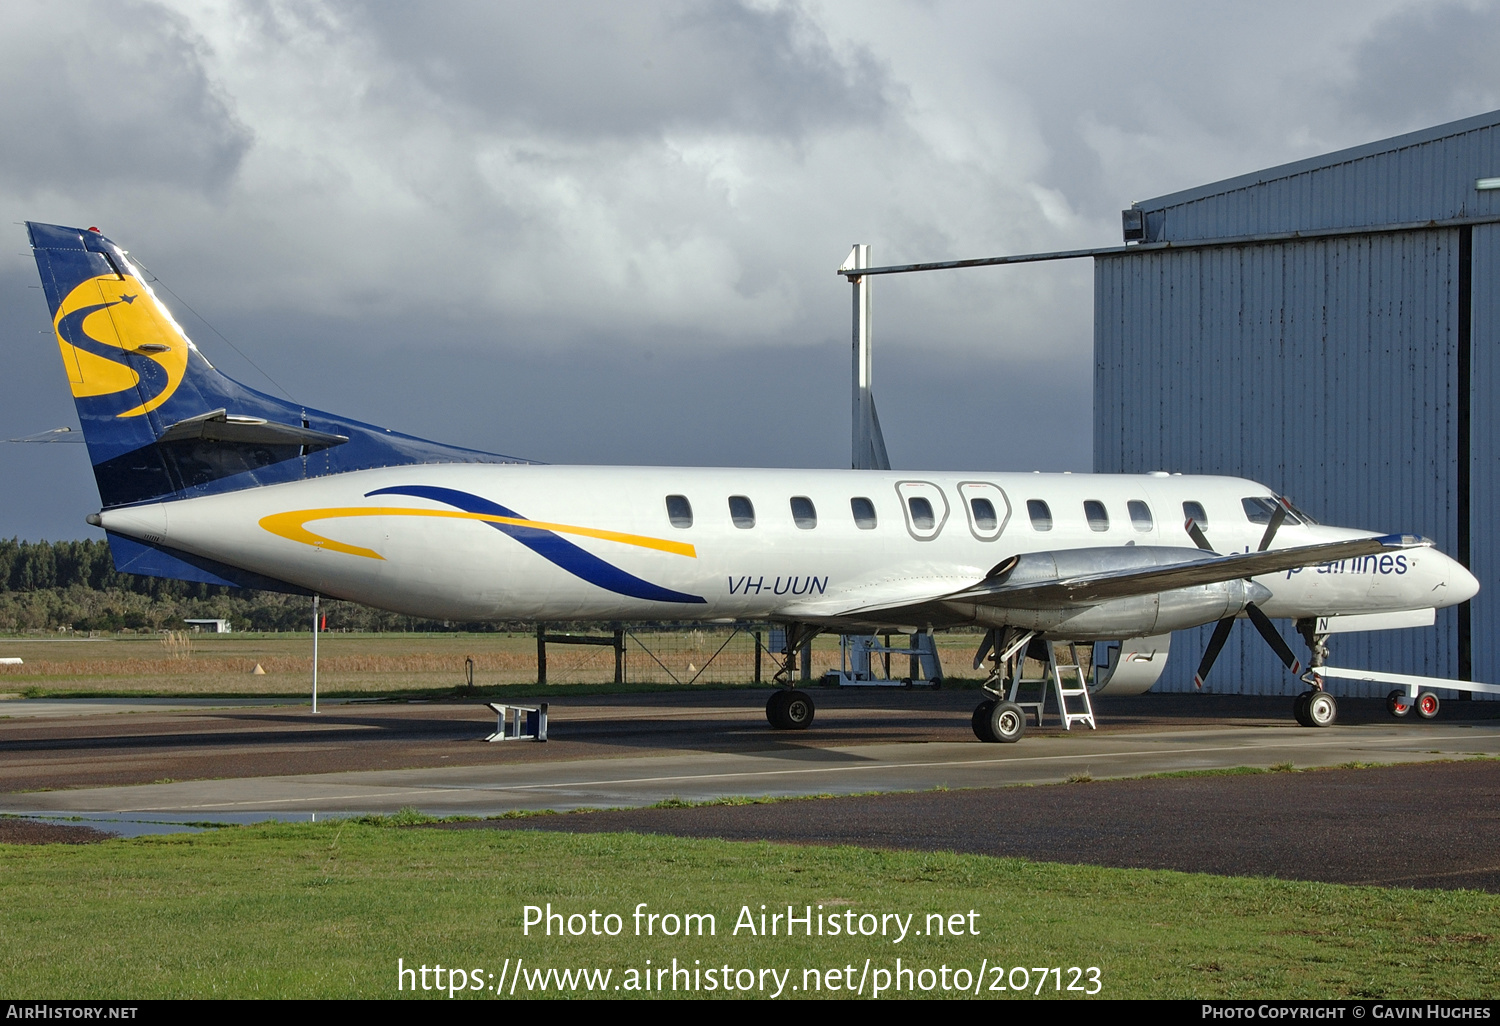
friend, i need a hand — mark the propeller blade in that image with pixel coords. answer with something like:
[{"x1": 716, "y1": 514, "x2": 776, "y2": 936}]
[
  {"x1": 1244, "y1": 603, "x2": 1303, "y2": 675},
  {"x1": 972, "y1": 628, "x2": 997, "y2": 670},
  {"x1": 1256, "y1": 502, "x2": 1289, "y2": 552},
  {"x1": 1194, "y1": 617, "x2": 1236, "y2": 689},
  {"x1": 1185, "y1": 518, "x2": 1214, "y2": 552}
]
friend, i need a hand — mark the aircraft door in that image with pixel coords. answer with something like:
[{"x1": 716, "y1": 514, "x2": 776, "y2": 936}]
[
  {"x1": 957, "y1": 482, "x2": 1011, "y2": 541},
  {"x1": 895, "y1": 481, "x2": 949, "y2": 541}
]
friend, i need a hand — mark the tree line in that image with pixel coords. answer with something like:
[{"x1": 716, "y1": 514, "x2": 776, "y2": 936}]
[{"x1": 0, "y1": 538, "x2": 514, "y2": 633}]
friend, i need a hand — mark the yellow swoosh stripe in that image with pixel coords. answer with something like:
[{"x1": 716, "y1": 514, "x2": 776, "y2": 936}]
[{"x1": 259, "y1": 507, "x2": 697, "y2": 561}]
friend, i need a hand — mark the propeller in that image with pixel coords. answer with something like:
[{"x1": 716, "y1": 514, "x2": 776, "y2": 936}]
[{"x1": 1191, "y1": 500, "x2": 1303, "y2": 688}]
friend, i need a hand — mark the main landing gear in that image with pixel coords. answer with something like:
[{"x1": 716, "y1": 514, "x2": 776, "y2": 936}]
[
  {"x1": 971, "y1": 697, "x2": 1026, "y2": 743},
  {"x1": 960, "y1": 624, "x2": 1044, "y2": 744},
  {"x1": 765, "y1": 623, "x2": 818, "y2": 731}
]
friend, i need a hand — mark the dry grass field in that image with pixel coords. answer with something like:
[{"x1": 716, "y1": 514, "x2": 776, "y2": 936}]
[{"x1": 0, "y1": 628, "x2": 992, "y2": 697}]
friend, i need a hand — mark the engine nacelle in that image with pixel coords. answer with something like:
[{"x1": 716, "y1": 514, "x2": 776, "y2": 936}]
[{"x1": 943, "y1": 546, "x2": 1271, "y2": 641}]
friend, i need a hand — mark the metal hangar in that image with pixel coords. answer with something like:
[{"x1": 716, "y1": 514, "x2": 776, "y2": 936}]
[{"x1": 1095, "y1": 109, "x2": 1500, "y2": 694}]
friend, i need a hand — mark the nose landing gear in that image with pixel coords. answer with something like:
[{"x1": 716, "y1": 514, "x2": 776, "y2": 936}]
[{"x1": 1294, "y1": 621, "x2": 1337, "y2": 727}]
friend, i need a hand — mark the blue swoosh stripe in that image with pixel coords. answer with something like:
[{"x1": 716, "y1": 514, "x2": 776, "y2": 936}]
[{"x1": 366, "y1": 485, "x2": 707, "y2": 605}]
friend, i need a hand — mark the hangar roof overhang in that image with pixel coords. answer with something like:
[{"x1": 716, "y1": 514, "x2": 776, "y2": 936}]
[{"x1": 840, "y1": 108, "x2": 1500, "y2": 281}]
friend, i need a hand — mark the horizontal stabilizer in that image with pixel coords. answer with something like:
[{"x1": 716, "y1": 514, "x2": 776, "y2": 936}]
[
  {"x1": 157, "y1": 409, "x2": 348, "y2": 449},
  {"x1": 106, "y1": 532, "x2": 310, "y2": 594}
]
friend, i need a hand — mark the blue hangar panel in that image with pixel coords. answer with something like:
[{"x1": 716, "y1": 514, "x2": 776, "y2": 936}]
[
  {"x1": 1470, "y1": 223, "x2": 1500, "y2": 686},
  {"x1": 1095, "y1": 108, "x2": 1500, "y2": 696}
]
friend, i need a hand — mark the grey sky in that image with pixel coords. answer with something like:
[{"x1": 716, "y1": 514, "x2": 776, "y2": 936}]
[{"x1": 2, "y1": 0, "x2": 1497, "y2": 540}]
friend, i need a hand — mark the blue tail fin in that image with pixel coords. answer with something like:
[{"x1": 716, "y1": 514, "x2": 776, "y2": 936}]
[{"x1": 28, "y1": 222, "x2": 530, "y2": 510}]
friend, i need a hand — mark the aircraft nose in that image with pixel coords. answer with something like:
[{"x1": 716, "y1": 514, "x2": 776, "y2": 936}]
[{"x1": 1443, "y1": 554, "x2": 1480, "y2": 606}]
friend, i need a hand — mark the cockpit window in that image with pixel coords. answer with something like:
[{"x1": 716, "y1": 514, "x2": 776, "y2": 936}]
[
  {"x1": 1243, "y1": 496, "x2": 1305, "y2": 526},
  {"x1": 1285, "y1": 497, "x2": 1318, "y2": 525},
  {"x1": 1242, "y1": 496, "x2": 1278, "y2": 524},
  {"x1": 665, "y1": 494, "x2": 693, "y2": 528},
  {"x1": 1027, "y1": 499, "x2": 1053, "y2": 531}
]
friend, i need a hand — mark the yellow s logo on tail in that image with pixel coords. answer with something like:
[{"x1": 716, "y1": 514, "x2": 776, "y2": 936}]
[{"x1": 52, "y1": 275, "x2": 189, "y2": 417}]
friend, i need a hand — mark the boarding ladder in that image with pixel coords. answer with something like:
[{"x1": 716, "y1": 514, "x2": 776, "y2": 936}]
[{"x1": 1007, "y1": 638, "x2": 1097, "y2": 731}]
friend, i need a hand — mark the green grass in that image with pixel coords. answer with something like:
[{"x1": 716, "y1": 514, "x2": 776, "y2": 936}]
[{"x1": 0, "y1": 823, "x2": 1495, "y2": 999}]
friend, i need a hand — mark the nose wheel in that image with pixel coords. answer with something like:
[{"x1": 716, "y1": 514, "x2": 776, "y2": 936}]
[
  {"x1": 1293, "y1": 689, "x2": 1337, "y2": 727},
  {"x1": 1292, "y1": 623, "x2": 1337, "y2": 728}
]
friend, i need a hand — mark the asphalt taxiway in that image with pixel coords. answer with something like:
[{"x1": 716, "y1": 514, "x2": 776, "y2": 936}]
[{"x1": 2, "y1": 689, "x2": 1497, "y2": 818}]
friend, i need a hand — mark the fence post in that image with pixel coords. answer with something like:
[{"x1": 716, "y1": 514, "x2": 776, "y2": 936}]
[
  {"x1": 614, "y1": 628, "x2": 624, "y2": 683},
  {"x1": 754, "y1": 631, "x2": 762, "y2": 683},
  {"x1": 536, "y1": 623, "x2": 547, "y2": 686}
]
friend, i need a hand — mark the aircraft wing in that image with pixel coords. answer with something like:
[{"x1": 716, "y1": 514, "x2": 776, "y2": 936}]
[
  {"x1": 951, "y1": 533, "x2": 1429, "y2": 606},
  {"x1": 784, "y1": 533, "x2": 1430, "y2": 629}
]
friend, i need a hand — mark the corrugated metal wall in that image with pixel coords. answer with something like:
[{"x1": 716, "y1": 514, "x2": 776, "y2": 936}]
[
  {"x1": 1095, "y1": 231, "x2": 1462, "y2": 695},
  {"x1": 1140, "y1": 117, "x2": 1500, "y2": 242},
  {"x1": 1471, "y1": 223, "x2": 1500, "y2": 685}
]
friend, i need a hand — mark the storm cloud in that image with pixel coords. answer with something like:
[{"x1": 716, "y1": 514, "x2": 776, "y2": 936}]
[{"x1": 1, "y1": 0, "x2": 1497, "y2": 540}]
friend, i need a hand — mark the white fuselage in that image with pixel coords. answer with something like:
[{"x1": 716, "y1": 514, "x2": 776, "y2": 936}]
[{"x1": 97, "y1": 466, "x2": 1476, "y2": 634}]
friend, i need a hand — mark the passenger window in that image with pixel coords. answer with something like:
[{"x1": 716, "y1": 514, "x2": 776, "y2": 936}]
[
  {"x1": 790, "y1": 496, "x2": 817, "y2": 529},
  {"x1": 1084, "y1": 500, "x2": 1109, "y2": 532},
  {"x1": 665, "y1": 494, "x2": 693, "y2": 529},
  {"x1": 851, "y1": 497, "x2": 877, "y2": 529},
  {"x1": 907, "y1": 497, "x2": 935, "y2": 530},
  {"x1": 1183, "y1": 501, "x2": 1207, "y2": 527},
  {"x1": 1027, "y1": 499, "x2": 1053, "y2": 531},
  {"x1": 1128, "y1": 500, "x2": 1153, "y2": 531},
  {"x1": 970, "y1": 498, "x2": 998, "y2": 532},
  {"x1": 729, "y1": 495, "x2": 755, "y2": 529}
]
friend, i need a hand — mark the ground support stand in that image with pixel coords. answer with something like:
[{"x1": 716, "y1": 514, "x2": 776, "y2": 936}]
[{"x1": 485, "y1": 702, "x2": 548, "y2": 742}]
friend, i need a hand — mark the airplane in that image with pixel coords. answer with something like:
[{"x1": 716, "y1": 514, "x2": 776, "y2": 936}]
[{"x1": 22, "y1": 221, "x2": 1480, "y2": 742}]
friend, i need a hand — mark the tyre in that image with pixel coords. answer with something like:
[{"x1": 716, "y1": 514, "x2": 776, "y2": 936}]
[
  {"x1": 972, "y1": 699, "x2": 998, "y2": 742},
  {"x1": 989, "y1": 701, "x2": 1026, "y2": 743},
  {"x1": 1387, "y1": 689, "x2": 1412, "y2": 718},
  {"x1": 1416, "y1": 691, "x2": 1440, "y2": 720},
  {"x1": 765, "y1": 690, "x2": 789, "y2": 729},
  {"x1": 1292, "y1": 691, "x2": 1313, "y2": 727},
  {"x1": 782, "y1": 690, "x2": 815, "y2": 730},
  {"x1": 1306, "y1": 691, "x2": 1337, "y2": 728}
]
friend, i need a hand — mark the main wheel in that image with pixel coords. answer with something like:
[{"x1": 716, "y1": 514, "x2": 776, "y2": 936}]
[
  {"x1": 1415, "y1": 691, "x2": 1440, "y2": 720},
  {"x1": 972, "y1": 699, "x2": 998, "y2": 742},
  {"x1": 989, "y1": 700, "x2": 1026, "y2": 743},
  {"x1": 1387, "y1": 689, "x2": 1412, "y2": 718},
  {"x1": 782, "y1": 689, "x2": 815, "y2": 730},
  {"x1": 1305, "y1": 691, "x2": 1337, "y2": 727},
  {"x1": 766, "y1": 689, "x2": 790, "y2": 729},
  {"x1": 1293, "y1": 691, "x2": 1314, "y2": 727}
]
